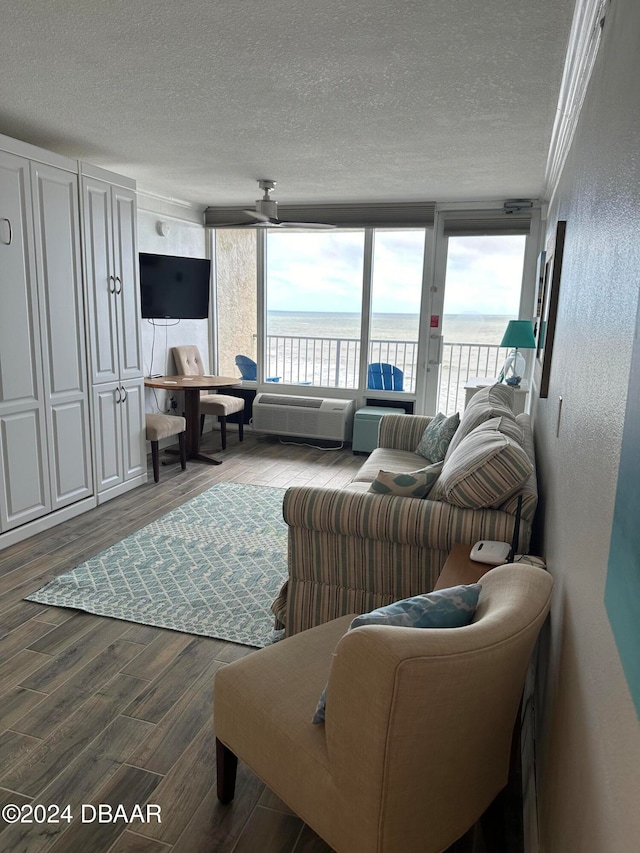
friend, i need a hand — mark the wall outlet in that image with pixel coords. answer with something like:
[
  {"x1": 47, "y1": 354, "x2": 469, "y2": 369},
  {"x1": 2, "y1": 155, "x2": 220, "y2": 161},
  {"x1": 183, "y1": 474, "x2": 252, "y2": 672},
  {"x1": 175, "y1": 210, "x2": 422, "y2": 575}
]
[{"x1": 169, "y1": 397, "x2": 177, "y2": 410}]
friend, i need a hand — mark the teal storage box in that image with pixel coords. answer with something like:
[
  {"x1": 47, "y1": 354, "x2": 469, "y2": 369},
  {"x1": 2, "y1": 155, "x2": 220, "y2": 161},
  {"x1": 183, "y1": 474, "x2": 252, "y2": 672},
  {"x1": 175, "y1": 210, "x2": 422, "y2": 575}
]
[{"x1": 352, "y1": 407, "x2": 401, "y2": 454}]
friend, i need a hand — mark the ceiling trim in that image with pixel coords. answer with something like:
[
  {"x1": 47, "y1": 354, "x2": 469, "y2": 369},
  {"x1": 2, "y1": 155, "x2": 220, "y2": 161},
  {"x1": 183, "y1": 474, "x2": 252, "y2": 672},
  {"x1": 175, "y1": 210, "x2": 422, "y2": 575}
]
[{"x1": 544, "y1": 0, "x2": 610, "y2": 203}]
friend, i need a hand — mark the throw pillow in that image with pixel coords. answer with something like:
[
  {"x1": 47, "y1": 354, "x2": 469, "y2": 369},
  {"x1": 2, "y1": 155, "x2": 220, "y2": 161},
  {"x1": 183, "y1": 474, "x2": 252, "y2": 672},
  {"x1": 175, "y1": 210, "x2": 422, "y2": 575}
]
[
  {"x1": 444, "y1": 383, "x2": 516, "y2": 460},
  {"x1": 432, "y1": 424, "x2": 533, "y2": 509},
  {"x1": 368, "y1": 461, "x2": 443, "y2": 498},
  {"x1": 416, "y1": 412, "x2": 460, "y2": 462},
  {"x1": 312, "y1": 583, "x2": 481, "y2": 724}
]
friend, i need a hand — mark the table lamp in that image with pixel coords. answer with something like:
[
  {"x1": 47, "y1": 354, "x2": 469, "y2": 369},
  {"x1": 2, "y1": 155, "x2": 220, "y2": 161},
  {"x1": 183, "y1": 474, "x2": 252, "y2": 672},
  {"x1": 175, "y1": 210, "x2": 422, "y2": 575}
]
[{"x1": 498, "y1": 320, "x2": 536, "y2": 387}]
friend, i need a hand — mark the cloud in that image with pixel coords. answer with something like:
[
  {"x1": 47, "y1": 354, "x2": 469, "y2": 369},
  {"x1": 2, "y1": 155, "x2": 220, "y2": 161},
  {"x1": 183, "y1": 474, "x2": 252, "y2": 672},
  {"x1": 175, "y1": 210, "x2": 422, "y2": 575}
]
[{"x1": 266, "y1": 230, "x2": 526, "y2": 316}]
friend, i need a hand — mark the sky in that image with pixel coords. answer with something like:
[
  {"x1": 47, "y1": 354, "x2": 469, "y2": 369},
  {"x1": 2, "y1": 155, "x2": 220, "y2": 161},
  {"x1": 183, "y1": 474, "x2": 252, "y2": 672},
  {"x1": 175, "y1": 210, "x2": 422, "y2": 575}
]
[{"x1": 266, "y1": 231, "x2": 526, "y2": 315}]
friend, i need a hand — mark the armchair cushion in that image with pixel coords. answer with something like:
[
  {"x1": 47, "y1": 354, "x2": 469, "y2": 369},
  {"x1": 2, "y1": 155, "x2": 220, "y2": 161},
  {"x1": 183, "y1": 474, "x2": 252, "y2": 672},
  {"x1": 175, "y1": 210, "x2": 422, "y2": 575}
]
[
  {"x1": 312, "y1": 583, "x2": 482, "y2": 723},
  {"x1": 369, "y1": 462, "x2": 443, "y2": 498},
  {"x1": 415, "y1": 412, "x2": 460, "y2": 462}
]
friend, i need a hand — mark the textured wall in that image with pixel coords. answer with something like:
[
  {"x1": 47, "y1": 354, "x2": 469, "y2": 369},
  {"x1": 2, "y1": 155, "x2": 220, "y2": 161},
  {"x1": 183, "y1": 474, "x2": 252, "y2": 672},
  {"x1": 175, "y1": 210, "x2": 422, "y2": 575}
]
[
  {"x1": 533, "y1": 0, "x2": 640, "y2": 849},
  {"x1": 215, "y1": 230, "x2": 258, "y2": 379}
]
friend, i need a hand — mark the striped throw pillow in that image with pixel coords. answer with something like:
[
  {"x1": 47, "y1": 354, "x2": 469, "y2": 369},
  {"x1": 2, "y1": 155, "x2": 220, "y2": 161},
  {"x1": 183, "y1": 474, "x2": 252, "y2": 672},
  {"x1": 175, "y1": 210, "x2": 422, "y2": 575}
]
[
  {"x1": 433, "y1": 425, "x2": 533, "y2": 509},
  {"x1": 445, "y1": 383, "x2": 516, "y2": 460}
]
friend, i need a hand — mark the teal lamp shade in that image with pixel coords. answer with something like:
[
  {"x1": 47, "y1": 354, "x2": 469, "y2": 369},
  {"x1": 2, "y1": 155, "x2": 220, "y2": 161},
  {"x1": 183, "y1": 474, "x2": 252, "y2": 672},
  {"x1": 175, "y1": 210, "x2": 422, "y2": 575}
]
[
  {"x1": 500, "y1": 320, "x2": 537, "y2": 350},
  {"x1": 499, "y1": 320, "x2": 536, "y2": 385}
]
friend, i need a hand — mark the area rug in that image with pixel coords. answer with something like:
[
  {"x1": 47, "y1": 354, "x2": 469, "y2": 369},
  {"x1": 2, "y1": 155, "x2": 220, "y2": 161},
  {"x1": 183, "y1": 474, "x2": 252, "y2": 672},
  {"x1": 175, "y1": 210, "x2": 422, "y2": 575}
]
[{"x1": 26, "y1": 483, "x2": 288, "y2": 648}]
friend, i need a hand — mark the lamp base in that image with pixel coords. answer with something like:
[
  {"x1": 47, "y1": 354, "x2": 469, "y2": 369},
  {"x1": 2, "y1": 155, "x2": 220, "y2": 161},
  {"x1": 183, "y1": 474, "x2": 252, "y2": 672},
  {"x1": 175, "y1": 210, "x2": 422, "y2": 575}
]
[{"x1": 500, "y1": 349, "x2": 526, "y2": 386}]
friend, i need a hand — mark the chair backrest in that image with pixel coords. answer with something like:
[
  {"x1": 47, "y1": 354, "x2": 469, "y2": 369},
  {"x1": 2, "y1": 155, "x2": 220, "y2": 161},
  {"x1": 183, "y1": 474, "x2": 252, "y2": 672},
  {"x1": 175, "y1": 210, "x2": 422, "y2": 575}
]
[
  {"x1": 235, "y1": 355, "x2": 257, "y2": 381},
  {"x1": 323, "y1": 563, "x2": 553, "y2": 852},
  {"x1": 172, "y1": 345, "x2": 205, "y2": 376},
  {"x1": 368, "y1": 362, "x2": 404, "y2": 391}
]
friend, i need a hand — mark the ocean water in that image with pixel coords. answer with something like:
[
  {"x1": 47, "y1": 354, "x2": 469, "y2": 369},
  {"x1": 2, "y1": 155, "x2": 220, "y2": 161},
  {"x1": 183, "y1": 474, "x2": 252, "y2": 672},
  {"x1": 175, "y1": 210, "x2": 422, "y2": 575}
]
[{"x1": 267, "y1": 311, "x2": 513, "y2": 345}]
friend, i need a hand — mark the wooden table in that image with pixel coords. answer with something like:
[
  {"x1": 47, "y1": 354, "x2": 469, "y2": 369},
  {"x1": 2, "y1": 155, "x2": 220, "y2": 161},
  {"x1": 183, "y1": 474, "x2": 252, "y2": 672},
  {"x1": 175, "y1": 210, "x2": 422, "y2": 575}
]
[
  {"x1": 434, "y1": 543, "x2": 492, "y2": 589},
  {"x1": 144, "y1": 375, "x2": 241, "y2": 465}
]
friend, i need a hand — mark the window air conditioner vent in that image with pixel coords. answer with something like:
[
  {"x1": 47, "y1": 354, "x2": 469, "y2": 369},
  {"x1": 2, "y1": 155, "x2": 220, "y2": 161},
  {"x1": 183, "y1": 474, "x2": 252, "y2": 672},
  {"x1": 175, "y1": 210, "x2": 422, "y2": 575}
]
[
  {"x1": 257, "y1": 394, "x2": 323, "y2": 408},
  {"x1": 252, "y1": 394, "x2": 355, "y2": 441}
]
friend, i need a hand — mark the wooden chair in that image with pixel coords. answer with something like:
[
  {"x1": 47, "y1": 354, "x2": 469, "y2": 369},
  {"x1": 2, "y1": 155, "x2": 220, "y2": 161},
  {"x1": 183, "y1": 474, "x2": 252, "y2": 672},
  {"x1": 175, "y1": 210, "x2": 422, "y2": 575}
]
[
  {"x1": 145, "y1": 414, "x2": 186, "y2": 482},
  {"x1": 171, "y1": 345, "x2": 245, "y2": 449},
  {"x1": 214, "y1": 563, "x2": 553, "y2": 853}
]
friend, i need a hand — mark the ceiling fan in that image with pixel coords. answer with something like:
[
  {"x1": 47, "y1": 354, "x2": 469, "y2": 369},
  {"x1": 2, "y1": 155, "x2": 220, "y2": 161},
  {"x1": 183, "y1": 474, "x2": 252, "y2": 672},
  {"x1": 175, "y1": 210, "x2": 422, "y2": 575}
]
[{"x1": 215, "y1": 179, "x2": 335, "y2": 229}]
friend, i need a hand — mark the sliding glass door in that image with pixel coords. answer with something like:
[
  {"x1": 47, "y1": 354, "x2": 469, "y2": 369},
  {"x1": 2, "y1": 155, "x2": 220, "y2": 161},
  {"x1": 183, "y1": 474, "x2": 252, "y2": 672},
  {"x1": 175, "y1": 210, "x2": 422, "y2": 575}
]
[
  {"x1": 437, "y1": 234, "x2": 527, "y2": 413},
  {"x1": 368, "y1": 230, "x2": 426, "y2": 395}
]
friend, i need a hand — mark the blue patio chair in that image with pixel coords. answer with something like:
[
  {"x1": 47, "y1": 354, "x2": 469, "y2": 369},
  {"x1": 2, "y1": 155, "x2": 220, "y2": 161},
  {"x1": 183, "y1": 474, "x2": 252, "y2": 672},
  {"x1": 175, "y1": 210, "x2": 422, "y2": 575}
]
[
  {"x1": 367, "y1": 362, "x2": 404, "y2": 391},
  {"x1": 235, "y1": 355, "x2": 279, "y2": 382}
]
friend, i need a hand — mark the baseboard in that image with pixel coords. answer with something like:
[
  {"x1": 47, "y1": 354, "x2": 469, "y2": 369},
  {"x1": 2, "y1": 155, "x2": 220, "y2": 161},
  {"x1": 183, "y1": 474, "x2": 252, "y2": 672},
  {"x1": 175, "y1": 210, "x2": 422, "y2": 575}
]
[
  {"x1": 96, "y1": 474, "x2": 148, "y2": 505},
  {"x1": 0, "y1": 496, "x2": 98, "y2": 551}
]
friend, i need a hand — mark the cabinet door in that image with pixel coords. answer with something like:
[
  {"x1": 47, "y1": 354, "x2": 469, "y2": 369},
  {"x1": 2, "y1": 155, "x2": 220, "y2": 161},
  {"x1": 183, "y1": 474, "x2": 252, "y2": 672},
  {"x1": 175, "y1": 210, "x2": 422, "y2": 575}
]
[
  {"x1": 112, "y1": 187, "x2": 143, "y2": 381},
  {"x1": 83, "y1": 177, "x2": 119, "y2": 385},
  {"x1": 92, "y1": 383, "x2": 123, "y2": 493},
  {"x1": 0, "y1": 150, "x2": 50, "y2": 531},
  {"x1": 31, "y1": 163, "x2": 93, "y2": 509},
  {"x1": 120, "y1": 378, "x2": 146, "y2": 481}
]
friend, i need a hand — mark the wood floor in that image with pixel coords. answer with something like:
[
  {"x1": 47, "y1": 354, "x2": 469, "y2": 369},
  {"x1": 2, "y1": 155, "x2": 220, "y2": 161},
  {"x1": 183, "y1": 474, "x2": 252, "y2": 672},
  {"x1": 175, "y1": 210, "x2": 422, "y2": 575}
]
[{"x1": 0, "y1": 429, "x2": 364, "y2": 853}]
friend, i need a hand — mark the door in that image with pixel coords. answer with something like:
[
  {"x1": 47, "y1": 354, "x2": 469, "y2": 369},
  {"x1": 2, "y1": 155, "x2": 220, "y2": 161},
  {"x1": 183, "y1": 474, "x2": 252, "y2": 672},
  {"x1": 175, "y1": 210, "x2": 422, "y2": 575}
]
[
  {"x1": 120, "y1": 378, "x2": 146, "y2": 481},
  {"x1": 0, "y1": 150, "x2": 51, "y2": 531},
  {"x1": 425, "y1": 228, "x2": 528, "y2": 416},
  {"x1": 31, "y1": 162, "x2": 93, "y2": 509},
  {"x1": 92, "y1": 382, "x2": 123, "y2": 493},
  {"x1": 112, "y1": 186, "x2": 143, "y2": 381},
  {"x1": 83, "y1": 177, "x2": 119, "y2": 385}
]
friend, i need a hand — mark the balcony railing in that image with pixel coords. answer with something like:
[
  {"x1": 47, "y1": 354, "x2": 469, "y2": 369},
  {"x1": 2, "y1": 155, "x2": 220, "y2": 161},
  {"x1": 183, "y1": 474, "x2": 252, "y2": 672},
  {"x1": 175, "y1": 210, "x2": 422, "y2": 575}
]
[{"x1": 265, "y1": 334, "x2": 509, "y2": 414}]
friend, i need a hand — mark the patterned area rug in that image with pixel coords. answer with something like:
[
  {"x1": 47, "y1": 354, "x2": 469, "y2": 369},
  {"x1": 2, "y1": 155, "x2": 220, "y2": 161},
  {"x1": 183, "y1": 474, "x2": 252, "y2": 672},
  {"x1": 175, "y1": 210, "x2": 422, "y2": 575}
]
[{"x1": 26, "y1": 483, "x2": 288, "y2": 648}]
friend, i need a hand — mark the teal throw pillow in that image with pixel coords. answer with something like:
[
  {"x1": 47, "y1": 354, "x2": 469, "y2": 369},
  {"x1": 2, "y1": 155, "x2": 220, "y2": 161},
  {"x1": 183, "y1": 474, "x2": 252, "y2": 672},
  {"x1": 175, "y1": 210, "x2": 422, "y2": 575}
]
[
  {"x1": 368, "y1": 462, "x2": 443, "y2": 498},
  {"x1": 312, "y1": 583, "x2": 481, "y2": 724},
  {"x1": 416, "y1": 412, "x2": 460, "y2": 463}
]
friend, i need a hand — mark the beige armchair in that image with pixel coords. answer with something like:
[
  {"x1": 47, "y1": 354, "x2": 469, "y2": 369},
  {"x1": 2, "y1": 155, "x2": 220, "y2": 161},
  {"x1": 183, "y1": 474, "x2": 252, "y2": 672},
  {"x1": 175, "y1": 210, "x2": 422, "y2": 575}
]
[
  {"x1": 171, "y1": 345, "x2": 244, "y2": 449},
  {"x1": 214, "y1": 563, "x2": 553, "y2": 853}
]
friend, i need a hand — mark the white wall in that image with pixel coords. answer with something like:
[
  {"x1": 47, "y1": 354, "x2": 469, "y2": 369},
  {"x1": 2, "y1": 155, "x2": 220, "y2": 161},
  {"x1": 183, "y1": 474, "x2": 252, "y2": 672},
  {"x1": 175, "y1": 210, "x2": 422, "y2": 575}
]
[
  {"x1": 136, "y1": 194, "x2": 210, "y2": 416},
  {"x1": 533, "y1": 0, "x2": 640, "y2": 849}
]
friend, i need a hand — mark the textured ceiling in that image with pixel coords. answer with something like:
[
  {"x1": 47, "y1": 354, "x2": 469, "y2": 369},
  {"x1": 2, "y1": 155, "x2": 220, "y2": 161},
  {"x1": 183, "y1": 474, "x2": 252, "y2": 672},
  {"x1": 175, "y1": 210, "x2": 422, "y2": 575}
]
[{"x1": 0, "y1": 0, "x2": 575, "y2": 208}]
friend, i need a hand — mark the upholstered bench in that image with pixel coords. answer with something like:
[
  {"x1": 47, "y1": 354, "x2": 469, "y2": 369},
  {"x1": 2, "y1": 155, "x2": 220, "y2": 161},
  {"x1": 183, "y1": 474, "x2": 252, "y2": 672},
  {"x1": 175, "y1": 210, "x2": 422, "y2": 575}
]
[{"x1": 145, "y1": 414, "x2": 186, "y2": 482}]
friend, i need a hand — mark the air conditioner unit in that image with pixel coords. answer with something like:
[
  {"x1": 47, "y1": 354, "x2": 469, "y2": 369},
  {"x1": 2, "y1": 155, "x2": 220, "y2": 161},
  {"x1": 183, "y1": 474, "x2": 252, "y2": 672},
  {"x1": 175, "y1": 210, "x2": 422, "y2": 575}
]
[{"x1": 252, "y1": 394, "x2": 355, "y2": 441}]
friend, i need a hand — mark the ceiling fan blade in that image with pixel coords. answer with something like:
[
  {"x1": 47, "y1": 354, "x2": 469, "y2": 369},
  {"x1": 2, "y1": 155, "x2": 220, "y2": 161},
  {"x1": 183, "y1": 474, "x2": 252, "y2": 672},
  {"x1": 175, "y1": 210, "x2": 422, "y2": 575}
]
[
  {"x1": 205, "y1": 180, "x2": 336, "y2": 229},
  {"x1": 278, "y1": 220, "x2": 335, "y2": 230}
]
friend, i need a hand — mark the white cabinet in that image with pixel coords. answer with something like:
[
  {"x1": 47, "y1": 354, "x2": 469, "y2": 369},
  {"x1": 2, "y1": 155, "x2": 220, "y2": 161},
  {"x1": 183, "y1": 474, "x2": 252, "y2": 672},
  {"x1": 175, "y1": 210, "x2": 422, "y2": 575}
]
[
  {"x1": 31, "y1": 162, "x2": 94, "y2": 511},
  {"x1": 0, "y1": 144, "x2": 93, "y2": 534},
  {"x1": 82, "y1": 167, "x2": 146, "y2": 501},
  {"x1": 92, "y1": 379, "x2": 145, "y2": 493}
]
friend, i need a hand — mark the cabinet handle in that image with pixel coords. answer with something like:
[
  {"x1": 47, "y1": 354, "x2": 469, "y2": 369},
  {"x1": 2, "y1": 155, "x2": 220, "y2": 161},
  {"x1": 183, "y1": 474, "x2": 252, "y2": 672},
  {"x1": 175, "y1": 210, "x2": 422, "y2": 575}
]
[
  {"x1": 1, "y1": 218, "x2": 12, "y2": 246},
  {"x1": 108, "y1": 275, "x2": 116, "y2": 293},
  {"x1": 114, "y1": 276, "x2": 122, "y2": 294},
  {"x1": 115, "y1": 386, "x2": 121, "y2": 403},
  {"x1": 120, "y1": 385, "x2": 127, "y2": 402}
]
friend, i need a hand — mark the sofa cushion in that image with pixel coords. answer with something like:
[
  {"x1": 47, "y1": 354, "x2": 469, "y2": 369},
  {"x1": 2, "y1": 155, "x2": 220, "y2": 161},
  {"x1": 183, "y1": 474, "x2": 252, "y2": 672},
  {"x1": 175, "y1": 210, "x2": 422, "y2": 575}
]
[
  {"x1": 352, "y1": 448, "x2": 427, "y2": 483},
  {"x1": 445, "y1": 382, "x2": 516, "y2": 460},
  {"x1": 369, "y1": 462, "x2": 443, "y2": 498},
  {"x1": 415, "y1": 412, "x2": 460, "y2": 463},
  {"x1": 312, "y1": 583, "x2": 482, "y2": 723},
  {"x1": 477, "y1": 414, "x2": 524, "y2": 447},
  {"x1": 431, "y1": 422, "x2": 534, "y2": 509}
]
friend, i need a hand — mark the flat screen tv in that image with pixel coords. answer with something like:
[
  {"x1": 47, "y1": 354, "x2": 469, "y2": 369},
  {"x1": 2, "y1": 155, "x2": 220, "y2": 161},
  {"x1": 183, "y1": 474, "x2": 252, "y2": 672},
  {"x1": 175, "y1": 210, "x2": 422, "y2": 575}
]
[{"x1": 139, "y1": 253, "x2": 211, "y2": 319}]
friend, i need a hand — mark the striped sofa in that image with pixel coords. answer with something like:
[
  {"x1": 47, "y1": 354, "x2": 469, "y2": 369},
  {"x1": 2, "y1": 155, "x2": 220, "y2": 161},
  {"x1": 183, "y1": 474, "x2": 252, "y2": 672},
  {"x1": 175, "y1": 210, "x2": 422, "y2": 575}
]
[{"x1": 271, "y1": 384, "x2": 538, "y2": 636}]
